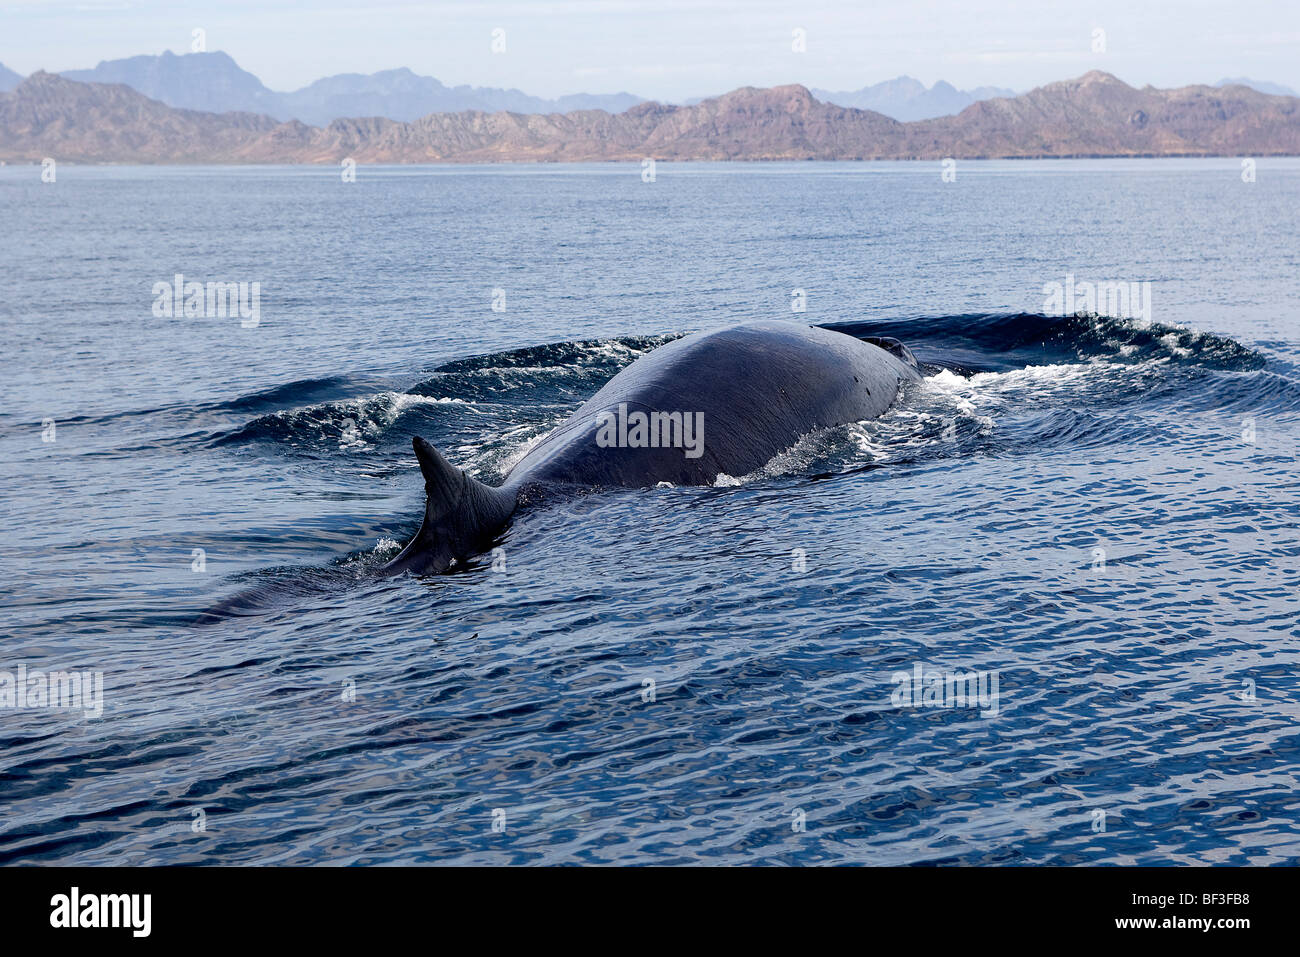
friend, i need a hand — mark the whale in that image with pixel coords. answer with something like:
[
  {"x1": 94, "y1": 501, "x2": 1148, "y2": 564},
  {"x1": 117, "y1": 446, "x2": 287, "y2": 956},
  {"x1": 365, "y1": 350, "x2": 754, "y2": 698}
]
[{"x1": 381, "y1": 320, "x2": 922, "y2": 575}]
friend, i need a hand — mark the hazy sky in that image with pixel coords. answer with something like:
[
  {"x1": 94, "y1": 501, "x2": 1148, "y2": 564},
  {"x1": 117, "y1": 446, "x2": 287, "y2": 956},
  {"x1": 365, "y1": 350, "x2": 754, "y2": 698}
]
[{"x1": 4, "y1": 0, "x2": 1298, "y2": 99}]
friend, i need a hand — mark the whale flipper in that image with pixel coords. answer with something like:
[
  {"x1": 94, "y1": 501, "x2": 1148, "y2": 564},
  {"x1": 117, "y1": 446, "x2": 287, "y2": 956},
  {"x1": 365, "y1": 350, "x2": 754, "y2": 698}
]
[{"x1": 380, "y1": 436, "x2": 518, "y2": 576}]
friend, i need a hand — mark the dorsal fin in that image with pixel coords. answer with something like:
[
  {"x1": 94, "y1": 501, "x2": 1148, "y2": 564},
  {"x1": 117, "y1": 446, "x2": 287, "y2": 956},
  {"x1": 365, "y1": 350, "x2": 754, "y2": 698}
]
[
  {"x1": 380, "y1": 436, "x2": 518, "y2": 575},
  {"x1": 412, "y1": 436, "x2": 468, "y2": 518}
]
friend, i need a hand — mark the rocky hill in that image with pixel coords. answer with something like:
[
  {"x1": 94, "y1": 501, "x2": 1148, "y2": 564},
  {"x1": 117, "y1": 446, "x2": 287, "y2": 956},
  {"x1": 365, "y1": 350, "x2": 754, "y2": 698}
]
[{"x1": 3, "y1": 70, "x2": 1297, "y2": 164}]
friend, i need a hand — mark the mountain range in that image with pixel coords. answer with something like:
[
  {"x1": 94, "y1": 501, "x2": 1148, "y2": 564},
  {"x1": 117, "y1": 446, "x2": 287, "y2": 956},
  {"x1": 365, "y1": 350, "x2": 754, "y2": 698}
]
[
  {"x1": 55, "y1": 51, "x2": 642, "y2": 124},
  {"x1": 2, "y1": 51, "x2": 1296, "y2": 129},
  {"x1": 812, "y1": 76, "x2": 1017, "y2": 121},
  {"x1": 0, "y1": 51, "x2": 1054, "y2": 124},
  {"x1": 0, "y1": 61, "x2": 24, "y2": 92},
  {"x1": 3, "y1": 68, "x2": 1298, "y2": 164},
  {"x1": 50, "y1": 51, "x2": 1024, "y2": 123},
  {"x1": 1217, "y1": 77, "x2": 1298, "y2": 97}
]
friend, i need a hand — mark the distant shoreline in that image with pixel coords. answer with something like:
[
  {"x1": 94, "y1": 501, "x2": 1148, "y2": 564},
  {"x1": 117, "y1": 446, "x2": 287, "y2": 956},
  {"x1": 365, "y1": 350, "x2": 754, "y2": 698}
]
[
  {"x1": 4, "y1": 154, "x2": 1297, "y2": 167},
  {"x1": 5, "y1": 70, "x2": 1299, "y2": 165}
]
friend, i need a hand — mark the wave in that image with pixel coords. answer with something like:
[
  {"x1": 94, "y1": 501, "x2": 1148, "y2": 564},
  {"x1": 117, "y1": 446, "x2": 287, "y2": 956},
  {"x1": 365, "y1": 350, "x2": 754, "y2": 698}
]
[
  {"x1": 430, "y1": 334, "x2": 679, "y2": 374},
  {"x1": 407, "y1": 334, "x2": 680, "y2": 404},
  {"x1": 821, "y1": 312, "x2": 1266, "y2": 373},
  {"x1": 206, "y1": 336, "x2": 677, "y2": 456},
  {"x1": 208, "y1": 391, "x2": 468, "y2": 449},
  {"x1": 204, "y1": 317, "x2": 1288, "y2": 478},
  {"x1": 185, "y1": 314, "x2": 1294, "y2": 619},
  {"x1": 206, "y1": 376, "x2": 361, "y2": 416}
]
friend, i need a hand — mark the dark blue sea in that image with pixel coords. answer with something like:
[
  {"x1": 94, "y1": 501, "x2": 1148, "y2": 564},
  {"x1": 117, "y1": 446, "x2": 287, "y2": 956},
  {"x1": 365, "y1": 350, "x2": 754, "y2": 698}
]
[{"x1": 2, "y1": 160, "x2": 1298, "y2": 865}]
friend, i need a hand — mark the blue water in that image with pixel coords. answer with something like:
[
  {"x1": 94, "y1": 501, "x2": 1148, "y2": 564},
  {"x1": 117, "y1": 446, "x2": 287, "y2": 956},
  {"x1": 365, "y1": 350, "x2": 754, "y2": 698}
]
[{"x1": 2, "y1": 160, "x2": 1299, "y2": 865}]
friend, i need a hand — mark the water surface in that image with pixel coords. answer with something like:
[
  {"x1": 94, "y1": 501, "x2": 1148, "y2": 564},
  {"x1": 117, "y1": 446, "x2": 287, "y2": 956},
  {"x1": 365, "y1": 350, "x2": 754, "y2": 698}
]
[{"x1": 1, "y1": 160, "x2": 1298, "y2": 864}]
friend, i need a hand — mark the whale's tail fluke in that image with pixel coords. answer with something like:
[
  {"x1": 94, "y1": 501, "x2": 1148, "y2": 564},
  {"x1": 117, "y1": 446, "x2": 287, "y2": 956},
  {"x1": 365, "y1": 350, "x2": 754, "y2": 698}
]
[{"x1": 380, "y1": 436, "x2": 518, "y2": 576}]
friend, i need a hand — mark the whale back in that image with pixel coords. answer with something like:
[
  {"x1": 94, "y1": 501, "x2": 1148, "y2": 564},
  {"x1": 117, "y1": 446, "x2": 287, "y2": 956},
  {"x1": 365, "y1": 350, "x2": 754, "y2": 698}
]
[{"x1": 507, "y1": 321, "x2": 920, "y2": 488}]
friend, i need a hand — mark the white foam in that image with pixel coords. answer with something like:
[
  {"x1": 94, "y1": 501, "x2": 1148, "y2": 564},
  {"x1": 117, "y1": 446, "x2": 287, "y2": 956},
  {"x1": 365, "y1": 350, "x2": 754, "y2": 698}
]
[{"x1": 1159, "y1": 332, "x2": 1193, "y2": 358}]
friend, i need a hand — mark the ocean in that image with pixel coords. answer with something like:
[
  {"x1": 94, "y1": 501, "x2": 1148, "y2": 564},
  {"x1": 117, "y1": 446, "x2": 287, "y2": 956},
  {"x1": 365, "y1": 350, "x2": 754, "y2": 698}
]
[{"x1": 1, "y1": 159, "x2": 1298, "y2": 864}]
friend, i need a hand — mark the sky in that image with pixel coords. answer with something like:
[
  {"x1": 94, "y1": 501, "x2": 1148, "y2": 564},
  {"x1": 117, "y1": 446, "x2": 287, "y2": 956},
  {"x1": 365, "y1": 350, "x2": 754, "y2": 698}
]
[{"x1": 2, "y1": 0, "x2": 1298, "y2": 100}]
